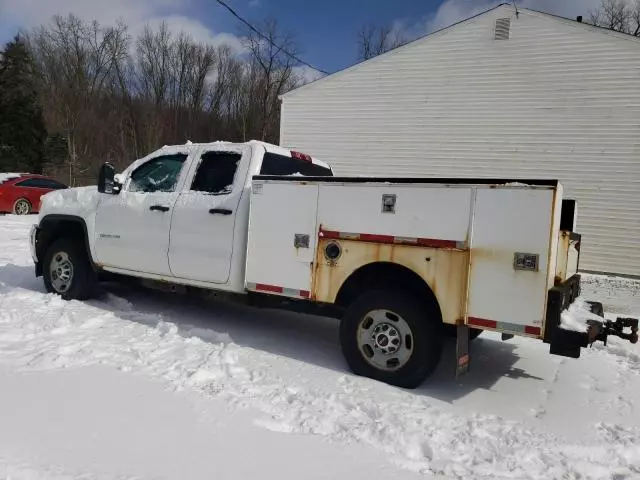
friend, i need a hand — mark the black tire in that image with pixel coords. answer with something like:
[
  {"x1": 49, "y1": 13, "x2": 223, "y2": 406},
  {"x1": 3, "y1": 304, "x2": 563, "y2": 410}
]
[
  {"x1": 43, "y1": 237, "x2": 97, "y2": 300},
  {"x1": 13, "y1": 198, "x2": 32, "y2": 215},
  {"x1": 340, "y1": 290, "x2": 443, "y2": 389}
]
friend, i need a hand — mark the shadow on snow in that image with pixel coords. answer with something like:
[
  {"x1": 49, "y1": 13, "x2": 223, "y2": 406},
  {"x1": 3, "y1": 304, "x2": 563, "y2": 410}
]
[{"x1": 0, "y1": 262, "x2": 543, "y2": 402}]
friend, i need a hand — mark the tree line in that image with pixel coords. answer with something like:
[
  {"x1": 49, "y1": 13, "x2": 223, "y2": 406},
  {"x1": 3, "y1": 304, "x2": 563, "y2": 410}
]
[{"x1": 0, "y1": 15, "x2": 306, "y2": 186}]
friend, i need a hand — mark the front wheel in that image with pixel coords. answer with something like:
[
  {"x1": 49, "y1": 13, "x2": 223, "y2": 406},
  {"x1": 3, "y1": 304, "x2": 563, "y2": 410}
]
[
  {"x1": 43, "y1": 238, "x2": 97, "y2": 300},
  {"x1": 340, "y1": 290, "x2": 443, "y2": 389}
]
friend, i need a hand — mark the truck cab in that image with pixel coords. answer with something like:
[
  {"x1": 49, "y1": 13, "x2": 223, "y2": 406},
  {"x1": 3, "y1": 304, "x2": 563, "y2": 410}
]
[{"x1": 33, "y1": 141, "x2": 332, "y2": 295}]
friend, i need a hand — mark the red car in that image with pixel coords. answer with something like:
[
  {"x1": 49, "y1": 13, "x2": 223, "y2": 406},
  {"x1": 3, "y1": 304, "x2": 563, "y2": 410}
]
[{"x1": 0, "y1": 173, "x2": 68, "y2": 215}]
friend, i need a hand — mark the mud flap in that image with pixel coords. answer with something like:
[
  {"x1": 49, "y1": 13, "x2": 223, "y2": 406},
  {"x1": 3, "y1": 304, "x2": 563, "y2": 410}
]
[{"x1": 456, "y1": 324, "x2": 470, "y2": 377}]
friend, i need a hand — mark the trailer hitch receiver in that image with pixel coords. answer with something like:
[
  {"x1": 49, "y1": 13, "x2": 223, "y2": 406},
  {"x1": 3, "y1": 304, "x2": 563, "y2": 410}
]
[
  {"x1": 588, "y1": 317, "x2": 639, "y2": 346},
  {"x1": 544, "y1": 275, "x2": 639, "y2": 358}
]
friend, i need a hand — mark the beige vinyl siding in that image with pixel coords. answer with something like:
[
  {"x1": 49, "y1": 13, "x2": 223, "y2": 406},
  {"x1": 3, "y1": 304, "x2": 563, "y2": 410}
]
[{"x1": 280, "y1": 6, "x2": 640, "y2": 276}]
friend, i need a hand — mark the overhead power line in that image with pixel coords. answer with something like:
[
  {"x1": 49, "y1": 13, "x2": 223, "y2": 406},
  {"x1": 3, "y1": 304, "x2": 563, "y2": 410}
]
[{"x1": 213, "y1": 0, "x2": 329, "y2": 75}]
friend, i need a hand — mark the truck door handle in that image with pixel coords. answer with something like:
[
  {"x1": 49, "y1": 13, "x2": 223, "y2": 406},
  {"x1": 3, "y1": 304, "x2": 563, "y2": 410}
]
[
  {"x1": 209, "y1": 208, "x2": 232, "y2": 215},
  {"x1": 149, "y1": 205, "x2": 170, "y2": 212}
]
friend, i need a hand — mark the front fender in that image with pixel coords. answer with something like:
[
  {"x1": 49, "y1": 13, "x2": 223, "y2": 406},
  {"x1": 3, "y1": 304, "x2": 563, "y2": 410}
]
[
  {"x1": 38, "y1": 186, "x2": 100, "y2": 260},
  {"x1": 35, "y1": 214, "x2": 96, "y2": 276}
]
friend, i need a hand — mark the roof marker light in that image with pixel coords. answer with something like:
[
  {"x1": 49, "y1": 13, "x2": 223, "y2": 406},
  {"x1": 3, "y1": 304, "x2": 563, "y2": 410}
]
[{"x1": 291, "y1": 150, "x2": 312, "y2": 162}]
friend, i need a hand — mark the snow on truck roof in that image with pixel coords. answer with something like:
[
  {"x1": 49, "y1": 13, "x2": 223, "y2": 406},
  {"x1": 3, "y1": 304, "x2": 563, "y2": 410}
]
[{"x1": 155, "y1": 140, "x2": 331, "y2": 171}]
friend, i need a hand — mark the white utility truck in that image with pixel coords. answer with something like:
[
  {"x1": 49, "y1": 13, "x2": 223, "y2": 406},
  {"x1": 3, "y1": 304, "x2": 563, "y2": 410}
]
[{"x1": 29, "y1": 140, "x2": 638, "y2": 388}]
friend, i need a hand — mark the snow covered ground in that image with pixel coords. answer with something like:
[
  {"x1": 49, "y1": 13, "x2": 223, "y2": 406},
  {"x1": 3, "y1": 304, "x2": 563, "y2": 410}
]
[{"x1": 1, "y1": 214, "x2": 640, "y2": 479}]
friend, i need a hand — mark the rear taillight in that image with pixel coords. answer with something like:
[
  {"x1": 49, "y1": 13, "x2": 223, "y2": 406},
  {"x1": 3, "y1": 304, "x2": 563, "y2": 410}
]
[{"x1": 291, "y1": 150, "x2": 312, "y2": 162}]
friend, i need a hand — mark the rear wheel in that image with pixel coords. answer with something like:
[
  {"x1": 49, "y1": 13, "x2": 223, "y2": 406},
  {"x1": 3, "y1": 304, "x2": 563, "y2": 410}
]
[
  {"x1": 43, "y1": 237, "x2": 97, "y2": 300},
  {"x1": 340, "y1": 290, "x2": 443, "y2": 389},
  {"x1": 13, "y1": 198, "x2": 31, "y2": 215}
]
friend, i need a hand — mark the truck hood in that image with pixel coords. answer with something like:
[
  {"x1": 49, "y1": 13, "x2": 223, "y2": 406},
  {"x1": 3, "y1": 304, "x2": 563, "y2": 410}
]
[{"x1": 39, "y1": 186, "x2": 101, "y2": 221}]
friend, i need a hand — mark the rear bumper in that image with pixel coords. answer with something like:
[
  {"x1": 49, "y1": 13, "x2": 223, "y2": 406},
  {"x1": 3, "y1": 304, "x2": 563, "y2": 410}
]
[{"x1": 544, "y1": 274, "x2": 587, "y2": 358}]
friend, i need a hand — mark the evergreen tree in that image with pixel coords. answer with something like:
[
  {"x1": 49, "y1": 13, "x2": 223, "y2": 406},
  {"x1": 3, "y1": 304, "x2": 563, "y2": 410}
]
[{"x1": 0, "y1": 36, "x2": 46, "y2": 173}]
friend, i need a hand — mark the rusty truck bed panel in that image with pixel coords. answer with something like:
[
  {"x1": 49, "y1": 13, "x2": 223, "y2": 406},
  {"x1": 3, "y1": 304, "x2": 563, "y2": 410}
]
[
  {"x1": 312, "y1": 238, "x2": 469, "y2": 325},
  {"x1": 247, "y1": 178, "x2": 564, "y2": 339}
]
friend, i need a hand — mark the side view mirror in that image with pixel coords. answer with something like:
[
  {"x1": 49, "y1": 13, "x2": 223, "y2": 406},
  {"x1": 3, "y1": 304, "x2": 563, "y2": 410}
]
[
  {"x1": 98, "y1": 163, "x2": 115, "y2": 194},
  {"x1": 98, "y1": 163, "x2": 123, "y2": 194}
]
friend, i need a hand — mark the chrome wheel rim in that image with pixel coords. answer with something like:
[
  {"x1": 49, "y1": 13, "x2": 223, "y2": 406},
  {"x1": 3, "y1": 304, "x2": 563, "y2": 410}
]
[
  {"x1": 14, "y1": 200, "x2": 29, "y2": 215},
  {"x1": 49, "y1": 251, "x2": 74, "y2": 294},
  {"x1": 357, "y1": 309, "x2": 414, "y2": 371}
]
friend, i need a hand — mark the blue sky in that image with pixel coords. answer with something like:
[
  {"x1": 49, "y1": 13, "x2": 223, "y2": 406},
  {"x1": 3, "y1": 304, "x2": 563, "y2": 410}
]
[
  {"x1": 197, "y1": 0, "x2": 444, "y2": 72},
  {"x1": 0, "y1": 0, "x2": 601, "y2": 75}
]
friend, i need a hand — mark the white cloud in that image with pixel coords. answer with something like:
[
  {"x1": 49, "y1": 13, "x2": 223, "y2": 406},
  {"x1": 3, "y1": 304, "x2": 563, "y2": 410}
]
[
  {"x1": 248, "y1": 0, "x2": 261, "y2": 7},
  {"x1": 426, "y1": 0, "x2": 495, "y2": 33},
  {"x1": 292, "y1": 65, "x2": 325, "y2": 85},
  {"x1": 426, "y1": 0, "x2": 603, "y2": 33},
  {"x1": 140, "y1": 15, "x2": 245, "y2": 53},
  {"x1": 0, "y1": 0, "x2": 243, "y2": 52},
  {"x1": 389, "y1": 18, "x2": 428, "y2": 44}
]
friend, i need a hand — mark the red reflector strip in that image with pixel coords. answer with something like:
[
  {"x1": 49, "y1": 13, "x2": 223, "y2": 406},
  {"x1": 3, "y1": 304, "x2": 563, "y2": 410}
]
[
  {"x1": 319, "y1": 229, "x2": 465, "y2": 249},
  {"x1": 468, "y1": 317, "x2": 542, "y2": 337},
  {"x1": 524, "y1": 326, "x2": 541, "y2": 336},
  {"x1": 255, "y1": 283, "x2": 283, "y2": 294},
  {"x1": 250, "y1": 283, "x2": 310, "y2": 300},
  {"x1": 417, "y1": 238, "x2": 459, "y2": 249},
  {"x1": 360, "y1": 233, "x2": 395, "y2": 243},
  {"x1": 291, "y1": 150, "x2": 312, "y2": 162},
  {"x1": 468, "y1": 317, "x2": 498, "y2": 329}
]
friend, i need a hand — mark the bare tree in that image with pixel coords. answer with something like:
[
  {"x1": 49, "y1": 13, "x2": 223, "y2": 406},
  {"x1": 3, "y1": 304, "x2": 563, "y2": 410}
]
[
  {"x1": 27, "y1": 15, "x2": 127, "y2": 184},
  {"x1": 136, "y1": 23, "x2": 172, "y2": 106},
  {"x1": 357, "y1": 24, "x2": 406, "y2": 61},
  {"x1": 631, "y1": 0, "x2": 640, "y2": 35},
  {"x1": 166, "y1": 32, "x2": 216, "y2": 140},
  {"x1": 19, "y1": 13, "x2": 307, "y2": 185},
  {"x1": 187, "y1": 43, "x2": 216, "y2": 112},
  {"x1": 107, "y1": 23, "x2": 144, "y2": 161},
  {"x1": 590, "y1": 0, "x2": 640, "y2": 36},
  {"x1": 206, "y1": 45, "x2": 242, "y2": 136},
  {"x1": 242, "y1": 19, "x2": 298, "y2": 141}
]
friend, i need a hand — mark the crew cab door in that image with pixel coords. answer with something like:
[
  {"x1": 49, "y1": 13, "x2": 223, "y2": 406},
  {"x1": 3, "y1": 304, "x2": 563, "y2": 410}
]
[
  {"x1": 168, "y1": 145, "x2": 249, "y2": 283},
  {"x1": 94, "y1": 150, "x2": 190, "y2": 275}
]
